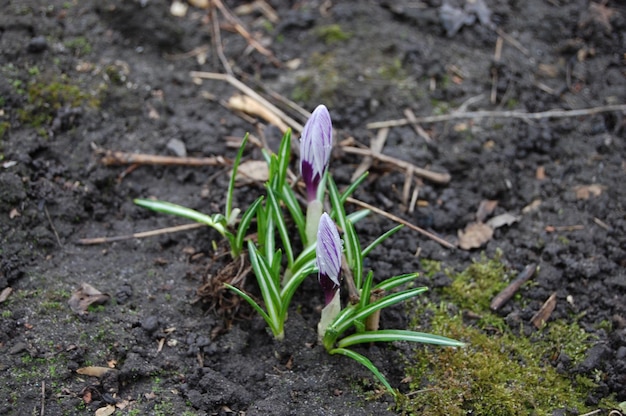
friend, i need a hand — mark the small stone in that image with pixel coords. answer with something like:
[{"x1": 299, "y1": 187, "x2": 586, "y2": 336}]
[
  {"x1": 141, "y1": 315, "x2": 159, "y2": 334},
  {"x1": 27, "y1": 36, "x2": 47, "y2": 53}
]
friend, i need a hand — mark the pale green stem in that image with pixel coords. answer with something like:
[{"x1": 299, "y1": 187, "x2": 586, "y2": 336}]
[
  {"x1": 318, "y1": 290, "x2": 341, "y2": 341},
  {"x1": 305, "y1": 199, "x2": 323, "y2": 247}
]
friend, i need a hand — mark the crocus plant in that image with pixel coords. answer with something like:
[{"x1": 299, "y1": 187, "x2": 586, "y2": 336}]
[{"x1": 134, "y1": 105, "x2": 464, "y2": 396}]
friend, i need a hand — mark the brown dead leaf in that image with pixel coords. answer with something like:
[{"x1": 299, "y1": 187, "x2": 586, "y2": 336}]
[
  {"x1": 530, "y1": 292, "x2": 557, "y2": 328},
  {"x1": 95, "y1": 405, "x2": 116, "y2": 416},
  {"x1": 574, "y1": 184, "x2": 606, "y2": 200},
  {"x1": 227, "y1": 94, "x2": 289, "y2": 132},
  {"x1": 522, "y1": 199, "x2": 542, "y2": 214},
  {"x1": 76, "y1": 366, "x2": 114, "y2": 378},
  {"x1": 68, "y1": 283, "x2": 110, "y2": 315},
  {"x1": 0, "y1": 287, "x2": 12, "y2": 303},
  {"x1": 476, "y1": 200, "x2": 498, "y2": 223},
  {"x1": 82, "y1": 388, "x2": 92, "y2": 404},
  {"x1": 234, "y1": 160, "x2": 269, "y2": 184},
  {"x1": 458, "y1": 222, "x2": 494, "y2": 250},
  {"x1": 188, "y1": 0, "x2": 210, "y2": 8},
  {"x1": 536, "y1": 166, "x2": 545, "y2": 180}
]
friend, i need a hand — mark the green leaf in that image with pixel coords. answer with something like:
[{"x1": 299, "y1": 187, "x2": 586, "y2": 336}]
[
  {"x1": 333, "y1": 287, "x2": 428, "y2": 336},
  {"x1": 276, "y1": 130, "x2": 291, "y2": 192},
  {"x1": 291, "y1": 241, "x2": 316, "y2": 273},
  {"x1": 373, "y1": 273, "x2": 419, "y2": 291},
  {"x1": 264, "y1": 214, "x2": 275, "y2": 268},
  {"x1": 346, "y1": 209, "x2": 370, "y2": 224},
  {"x1": 339, "y1": 171, "x2": 368, "y2": 204},
  {"x1": 234, "y1": 196, "x2": 263, "y2": 254},
  {"x1": 329, "y1": 348, "x2": 396, "y2": 397},
  {"x1": 362, "y1": 224, "x2": 404, "y2": 258},
  {"x1": 226, "y1": 133, "x2": 249, "y2": 224},
  {"x1": 359, "y1": 270, "x2": 375, "y2": 311},
  {"x1": 337, "y1": 329, "x2": 465, "y2": 348},
  {"x1": 267, "y1": 186, "x2": 294, "y2": 268},
  {"x1": 133, "y1": 199, "x2": 228, "y2": 236},
  {"x1": 224, "y1": 283, "x2": 271, "y2": 327},
  {"x1": 281, "y1": 183, "x2": 306, "y2": 243},
  {"x1": 279, "y1": 261, "x2": 316, "y2": 320},
  {"x1": 247, "y1": 241, "x2": 281, "y2": 327}
]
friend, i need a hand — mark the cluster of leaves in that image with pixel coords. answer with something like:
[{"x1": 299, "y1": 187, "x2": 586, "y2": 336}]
[{"x1": 135, "y1": 108, "x2": 462, "y2": 396}]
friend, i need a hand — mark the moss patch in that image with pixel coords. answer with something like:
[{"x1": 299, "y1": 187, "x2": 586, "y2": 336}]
[
  {"x1": 16, "y1": 73, "x2": 101, "y2": 133},
  {"x1": 314, "y1": 24, "x2": 351, "y2": 44},
  {"x1": 397, "y1": 255, "x2": 618, "y2": 414}
]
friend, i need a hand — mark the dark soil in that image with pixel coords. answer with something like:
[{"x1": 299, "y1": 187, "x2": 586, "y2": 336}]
[{"x1": 1, "y1": 0, "x2": 625, "y2": 415}]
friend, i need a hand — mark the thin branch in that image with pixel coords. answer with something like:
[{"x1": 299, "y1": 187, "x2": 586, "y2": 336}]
[
  {"x1": 99, "y1": 150, "x2": 229, "y2": 167},
  {"x1": 77, "y1": 223, "x2": 206, "y2": 245},
  {"x1": 190, "y1": 71, "x2": 304, "y2": 132},
  {"x1": 211, "y1": 0, "x2": 281, "y2": 66},
  {"x1": 210, "y1": 5, "x2": 233, "y2": 76},
  {"x1": 346, "y1": 197, "x2": 456, "y2": 250},
  {"x1": 44, "y1": 205, "x2": 63, "y2": 247},
  {"x1": 366, "y1": 104, "x2": 626, "y2": 129},
  {"x1": 342, "y1": 146, "x2": 451, "y2": 185}
]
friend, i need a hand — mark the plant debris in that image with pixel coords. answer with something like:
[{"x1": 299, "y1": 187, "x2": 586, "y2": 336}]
[{"x1": 67, "y1": 283, "x2": 111, "y2": 315}]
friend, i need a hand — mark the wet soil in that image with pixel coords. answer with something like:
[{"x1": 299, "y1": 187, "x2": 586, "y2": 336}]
[{"x1": 1, "y1": 0, "x2": 625, "y2": 415}]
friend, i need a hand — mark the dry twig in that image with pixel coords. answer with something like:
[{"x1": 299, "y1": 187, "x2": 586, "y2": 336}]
[
  {"x1": 346, "y1": 197, "x2": 456, "y2": 249},
  {"x1": 77, "y1": 223, "x2": 206, "y2": 245},
  {"x1": 367, "y1": 104, "x2": 626, "y2": 129},
  {"x1": 99, "y1": 150, "x2": 229, "y2": 167},
  {"x1": 342, "y1": 146, "x2": 451, "y2": 185},
  {"x1": 190, "y1": 71, "x2": 304, "y2": 132},
  {"x1": 490, "y1": 263, "x2": 537, "y2": 311},
  {"x1": 211, "y1": 0, "x2": 280, "y2": 66}
]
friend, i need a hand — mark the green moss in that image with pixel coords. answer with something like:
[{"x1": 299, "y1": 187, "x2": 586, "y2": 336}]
[
  {"x1": 17, "y1": 74, "x2": 100, "y2": 132},
  {"x1": 445, "y1": 253, "x2": 509, "y2": 313},
  {"x1": 63, "y1": 37, "x2": 92, "y2": 56},
  {"x1": 399, "y1": 306, "x2": 615, "y2": 415},
  {"x1": 314, "y1": 24, "x2": 351, "y2": 44},
  {"x1": 0, "y1": 121, "x2": 10, "y2": 139},
  {"x1": 397, "y1": 256, "x2": 618, "y2": 414},
  {"x1": 420, "y1": 259, "x2": 441, "y2": 277},
  {"x1": 377, "y1": 58, "x2": 405, "y2": 81}
]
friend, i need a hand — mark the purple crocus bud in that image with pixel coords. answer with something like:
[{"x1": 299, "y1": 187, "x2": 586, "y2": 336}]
[
  {"x1": 316, "y1": 212, "x2": 342, "y2": 305},
  {"x1": 300, "y1": 105, "x2": 332, "y2": 202}
]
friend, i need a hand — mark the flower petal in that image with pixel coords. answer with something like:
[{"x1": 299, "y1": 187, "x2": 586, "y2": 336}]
[{"x1": 316, "y1": 212, "x2": 342, "y2": 287}]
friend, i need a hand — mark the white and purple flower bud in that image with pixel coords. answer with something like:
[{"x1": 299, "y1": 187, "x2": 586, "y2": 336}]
[
  {"x1": 316, "y1": 212, "x2": 342, "y2": 305},
  {"x1": 300, "y1": 105, "x2": 332, "y2": 203}
]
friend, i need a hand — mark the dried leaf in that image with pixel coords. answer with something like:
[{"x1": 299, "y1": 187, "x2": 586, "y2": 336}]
[
  {"x1": 522, "y1": 199, "x2": 542, "y2": 214},
  {"x1": 68, "y1": 283, "x2": 110, "y2": 315},
  {"x1": 476, "y1": 200, "x2": 498, "y2": 223},
  {"x1": 530, "y1": 292, "x2": 557, "y2": 328},
  {"x1": 234, "y1": 160, "x2": 269, "y2": 184},
  {"x1": 0, "y1": 287, "x2": 12, "y2": 303},
  {"x1": 486, "y1": 213, "x2": 520, "y2": 229},
  {"x1": 188, "y1": 0, "x2": 210, "y2": 8},
  {"x1": 95, "y1": 405, "x2": 116, "y2": 416},
  {"x1": 76, "y1": 366, "x2": 113, "y2": 378},
  {"x1": 574, "y1": 184, "x2": 606, "y2": 200},
  {"x1": 227, "y1": 94, "x2": 289, "y2": 132},
  {"x1": 458, "y1": 222, "x2": 493, "y2": 250}
]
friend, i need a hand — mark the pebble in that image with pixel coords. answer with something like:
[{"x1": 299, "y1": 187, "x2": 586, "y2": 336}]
[
  {"x1": 141, "y1": 315, "x2": 160, "y2": 334},
  {"x1": 27, "y1": 36, "x2": 47, "y2": 53}
]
